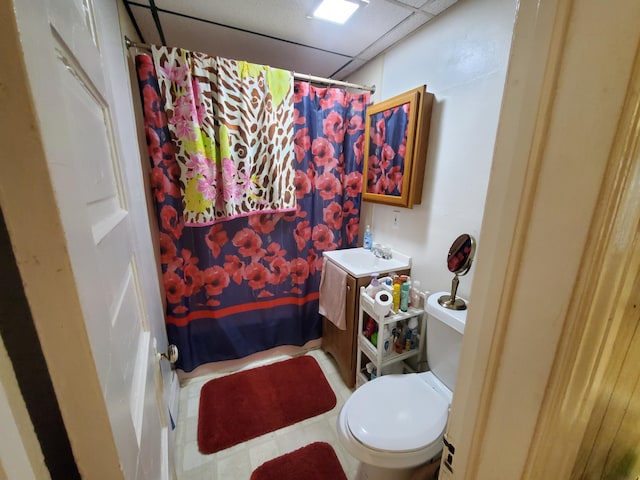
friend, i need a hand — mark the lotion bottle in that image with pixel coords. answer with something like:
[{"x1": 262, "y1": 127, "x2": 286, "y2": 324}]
[{"x1": 400, "y1": 281, "x2": 410, "y2": 312}]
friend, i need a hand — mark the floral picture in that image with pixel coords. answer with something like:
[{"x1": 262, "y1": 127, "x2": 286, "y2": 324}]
[{"x1": 365, "y1": 103, "x2": 411, "y2": 197}]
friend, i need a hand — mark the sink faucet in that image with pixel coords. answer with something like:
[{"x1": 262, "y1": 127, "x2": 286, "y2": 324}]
[{"x1": 372, "y1": 244, "x2": 392, "y2": 259}]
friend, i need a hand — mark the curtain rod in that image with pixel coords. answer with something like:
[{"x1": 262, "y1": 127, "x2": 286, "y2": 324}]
[{"x1": 124, "y1": 36, "x2": 376, "y2": 93}]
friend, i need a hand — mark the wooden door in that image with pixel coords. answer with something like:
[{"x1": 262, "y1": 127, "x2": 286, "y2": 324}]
[{"x1": 2, "y1": 0, "x2": 173, "y2": 478}]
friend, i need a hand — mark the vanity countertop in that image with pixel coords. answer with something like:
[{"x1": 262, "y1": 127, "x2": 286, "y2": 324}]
[{"x1": 323, "y1": 247, "x2": 411, "y2": 278}]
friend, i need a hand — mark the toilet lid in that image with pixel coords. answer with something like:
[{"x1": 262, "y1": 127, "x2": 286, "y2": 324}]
[{"x1": 346, "y1": 375, "x2": 449, "y2": 452}]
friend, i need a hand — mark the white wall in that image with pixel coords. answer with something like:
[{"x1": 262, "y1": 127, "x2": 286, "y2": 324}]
[{"x1": 348, "y1": 0, "x2": 516, "y2": 299}]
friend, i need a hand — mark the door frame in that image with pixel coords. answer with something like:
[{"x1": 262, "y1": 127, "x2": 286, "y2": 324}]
[{"x1": 442, "y1": 0, "x2": 640, "y2": 478}]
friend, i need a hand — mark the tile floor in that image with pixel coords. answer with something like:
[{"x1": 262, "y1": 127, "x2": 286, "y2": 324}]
[{"x1": 173, "y1": 348, "x2": 360, "y2": 479}]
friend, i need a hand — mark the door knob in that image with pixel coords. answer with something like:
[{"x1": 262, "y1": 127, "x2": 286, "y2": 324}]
[{"x1": 160, "y1": 344, "x2": 178, "y2": 364}]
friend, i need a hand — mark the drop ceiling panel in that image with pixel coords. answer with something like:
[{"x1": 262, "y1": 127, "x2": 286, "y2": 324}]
[
  {"x1": 150, "y1": 0, "x2": 414, "y2": 57},
  {"x1": 396, "y1": 0, "x2": 430, "y2": 8},
  {"x1": 158, "y1": 12, "x2": 351, "y2": 77},
  {"x1": 333, "y1": 57, "x2": 370, "y2": 80},
  {"x1": 421, "y1": 0, "x2": 460, "y2": 15},
  {"x1": 123, "y1": 0, "x2": 459, "y2": 81},
  {"x1": 130, "y1": 5, "x2": 162, "y2": 45},
  {"x1": 357, "y1": 10, "x2": 434, "y2": 61}
]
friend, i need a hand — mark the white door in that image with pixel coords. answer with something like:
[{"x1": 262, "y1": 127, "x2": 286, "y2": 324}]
[{"x1": 6, "y1": 0, "x2": 174, "y2": 478}]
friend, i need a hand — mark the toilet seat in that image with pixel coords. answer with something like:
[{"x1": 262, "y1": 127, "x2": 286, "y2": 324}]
[{"x1": 345, "y1": 374, "x2": 449, "y2": 453}]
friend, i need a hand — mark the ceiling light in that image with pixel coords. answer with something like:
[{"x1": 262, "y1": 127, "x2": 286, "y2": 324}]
[{"x1": 313, "y1": 0, "x2": 360, "y2": 24}]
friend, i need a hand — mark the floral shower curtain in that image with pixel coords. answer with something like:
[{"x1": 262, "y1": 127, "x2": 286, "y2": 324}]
[{"x1": 136, "y1": 52, "x2": 370, "y2": 372}]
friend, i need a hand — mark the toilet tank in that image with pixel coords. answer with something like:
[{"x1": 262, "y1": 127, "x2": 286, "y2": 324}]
[{"x1": 425, "y1": 292, "x2": 467, "y2": 392}]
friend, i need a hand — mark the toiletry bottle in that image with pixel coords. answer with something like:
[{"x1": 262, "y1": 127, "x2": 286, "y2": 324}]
[
  {"x1": 394, "y1": 324, "x2": 404, "y2": 353},
  {"x1": 410, "y1": 280, "x2": 421, "y2": 308},
  {"x1": 366, "y1": 362, "x2": 376, "y2": 380},
  {"x1": 382, "y1": 325, "x2": 392, "y2": 356},
  {"x1": 363, "y1": 225, "x2": 373, "y2": 250},
  {"x1": 365, "y1": 273, "x2": 380, "y2": 297},
  {"x1": 392, "y1": 283, "x2": 401, "y2": 311},
  {"x1": 400, "y1": 281, "x2": 410, "y2": 312},
  {"x1": 364, "y1": 317, "x2": 376, "y2": 339},
  {"x1": 408, "y1": 317, "x2": 419, "y2": 350}
]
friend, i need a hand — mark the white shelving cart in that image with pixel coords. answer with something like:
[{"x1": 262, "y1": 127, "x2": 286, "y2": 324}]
[{"x1": 355, "y1": 286, "x2": 426, "y2": 388}]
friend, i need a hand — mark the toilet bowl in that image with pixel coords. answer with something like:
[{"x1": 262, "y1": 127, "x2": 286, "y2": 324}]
[
  {"x1": 337, "y1": 372, "x2": 452, "y2": 478},
  {"x1": 337, "y1": 292, "x2": 466, "y2": 479}
]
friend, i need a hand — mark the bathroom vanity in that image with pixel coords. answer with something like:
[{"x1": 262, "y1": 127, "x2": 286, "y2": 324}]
[{"x1": 321, "y1": 248, "x2": 410, "y2": 388}]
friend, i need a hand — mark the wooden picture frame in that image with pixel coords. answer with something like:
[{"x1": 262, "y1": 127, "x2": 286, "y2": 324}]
[{"x1": 362, "y1": 85, "x2": 433, "y2": 208}]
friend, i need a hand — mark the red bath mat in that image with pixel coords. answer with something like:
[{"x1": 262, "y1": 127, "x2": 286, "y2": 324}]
[
  {"x1": 250, "y1": 442, "x2": 347, "y2": 480},
  {"x1": 197, "y1": 355, "x2": 337, "y2": 454}
]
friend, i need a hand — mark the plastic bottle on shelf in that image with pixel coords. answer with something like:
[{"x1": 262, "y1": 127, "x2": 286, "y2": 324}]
[
  {"x1": 366, "y1": 362, "x2": 377, "y2": 380},
  {"x1": 363, "y1": 225, "x2": 373, "y2": 250},
  {"x1": 405, "y1": 328, "x2": 412, "y2": 351},
  {"x1": 410, "y1": 280, "x2": 422, "y2": 308},
  {"x1": 394, "y1": 323, "x2": 405, "y2": 353},
  {"x1": 364, "y1": 317, "x2": 377, "y2": 339},
  {"x1": 392, "y1": 283, "x2": 401, "y2": 312},
  {"x1": 382, "y1": 325, "x2": 392, "y2": 356},
  {"x1": 411, "y1": 333, "x2": 419, "y2": 351},
  {"x1": 365, "y1": 273, "x2": 380, "y2": 297},
  {"x1": 400, "y1": 281, "x2": 410, "y2": 312},
  {"x1": 408, "y1": 317, "x2": 419, "y2": 350}
]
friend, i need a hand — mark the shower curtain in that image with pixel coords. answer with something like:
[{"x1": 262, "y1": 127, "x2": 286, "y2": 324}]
[{"x1": 136, "y1": 52, "x2": 370, "y2": 372}]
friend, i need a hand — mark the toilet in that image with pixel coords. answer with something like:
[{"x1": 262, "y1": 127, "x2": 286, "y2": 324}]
[{"x1": 337, "y1": 292, "x2": 466, "y2": 480}]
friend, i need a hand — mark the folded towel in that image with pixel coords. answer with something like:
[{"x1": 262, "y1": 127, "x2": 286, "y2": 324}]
[{"x1": 319, "y1": 258, "x2": 347, "y2": 330}]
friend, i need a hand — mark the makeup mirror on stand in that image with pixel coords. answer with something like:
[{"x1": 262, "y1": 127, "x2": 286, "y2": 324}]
[{"x1": 438, "y1": 234, "x2": 476, "y2": 310}]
